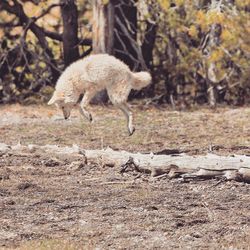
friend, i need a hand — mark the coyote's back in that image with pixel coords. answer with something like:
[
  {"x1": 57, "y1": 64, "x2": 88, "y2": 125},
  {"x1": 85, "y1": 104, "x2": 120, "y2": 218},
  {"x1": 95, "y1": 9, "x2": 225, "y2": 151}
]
[{"x1": 73, "y1": 54, "x2": 151, "y2": 91}]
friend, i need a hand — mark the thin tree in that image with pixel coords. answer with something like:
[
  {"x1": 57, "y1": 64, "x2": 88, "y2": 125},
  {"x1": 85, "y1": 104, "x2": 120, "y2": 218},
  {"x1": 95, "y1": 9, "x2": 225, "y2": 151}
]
[{"x1": 60, "y1": 0, "x2": 80, "y2": 66}]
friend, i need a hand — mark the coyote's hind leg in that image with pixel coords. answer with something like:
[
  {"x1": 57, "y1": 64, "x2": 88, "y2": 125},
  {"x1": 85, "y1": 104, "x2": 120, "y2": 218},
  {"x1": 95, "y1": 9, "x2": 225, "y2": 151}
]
[
  {"x1": 118, "y1": 103, "x2": 135, "y2": 136},
  {"x1": 79, "y1": 90, "x2": 96, "y2": 122}
]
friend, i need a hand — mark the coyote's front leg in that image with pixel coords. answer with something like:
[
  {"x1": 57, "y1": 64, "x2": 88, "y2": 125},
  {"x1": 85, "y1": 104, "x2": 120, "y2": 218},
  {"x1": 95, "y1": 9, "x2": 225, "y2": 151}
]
[
  {"x1": 118, "y1": 103, "x2": 135, "y2": 136},
  {"x1": 79, "y1": 90, "x2": 96, "y2": 122}
]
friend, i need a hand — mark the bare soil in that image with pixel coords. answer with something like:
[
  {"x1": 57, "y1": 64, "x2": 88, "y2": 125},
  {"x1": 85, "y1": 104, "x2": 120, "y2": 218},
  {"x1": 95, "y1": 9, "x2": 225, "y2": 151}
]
[{"x1": 0, "y1": 104, "x2": 250, "y2": 249}]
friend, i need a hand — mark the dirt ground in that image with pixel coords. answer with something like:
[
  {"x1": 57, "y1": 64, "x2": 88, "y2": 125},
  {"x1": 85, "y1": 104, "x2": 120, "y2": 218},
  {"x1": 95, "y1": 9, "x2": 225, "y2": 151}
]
[{"x1": 0, "y1": 104, "x2": 250, "y2": 249}]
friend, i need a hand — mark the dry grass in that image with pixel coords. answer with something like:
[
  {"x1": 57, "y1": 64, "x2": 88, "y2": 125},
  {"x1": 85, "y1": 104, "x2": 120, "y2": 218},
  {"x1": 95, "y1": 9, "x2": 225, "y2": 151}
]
[{"x1": 0, "y1": 104, "x2": 249, "y2": 154}]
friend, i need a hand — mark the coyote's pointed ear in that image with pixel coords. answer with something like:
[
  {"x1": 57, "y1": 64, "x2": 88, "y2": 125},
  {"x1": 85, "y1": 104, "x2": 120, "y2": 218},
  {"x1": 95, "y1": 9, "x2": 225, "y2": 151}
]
[
  {"x1": 48, "y1": 93, "x2": 57, "y2": 105},
  {"x1": 48, "y1": 92, "x2": 64, "y2": 105}
]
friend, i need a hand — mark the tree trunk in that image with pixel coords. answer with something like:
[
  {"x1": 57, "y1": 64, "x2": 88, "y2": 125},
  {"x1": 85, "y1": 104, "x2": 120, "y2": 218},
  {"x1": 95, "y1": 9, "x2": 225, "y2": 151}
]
[
  {"x1": 199, "y1": 1, "x2": 224, "y2": 107},
  {"x1": 165, "y1": 34, "x2": 178, "y2": 105},
  {"x1": 140, "y1": 21, "x2": 157, "y2": 97},
  {"x1": 141, "y1": 22, "x2": 157, "y2": 71},
  {"x1": 92, "y1": 0, "x2": 114, "y2": 54},
  {"x1": 92, "y1": 0, "x2": 115, "y2": 103},
  {"x1": 60, "y1": 0, "x2": 80, "y2": 67},
  {"x1": 202, "y1": 23, "x2": 222, "y2": 108}
]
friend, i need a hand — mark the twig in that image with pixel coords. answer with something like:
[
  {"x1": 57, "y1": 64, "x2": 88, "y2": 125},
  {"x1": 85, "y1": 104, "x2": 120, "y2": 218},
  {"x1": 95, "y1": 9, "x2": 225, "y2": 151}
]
[{"x1": 100, "y1": 181, "x2": 135, "y2": 185}]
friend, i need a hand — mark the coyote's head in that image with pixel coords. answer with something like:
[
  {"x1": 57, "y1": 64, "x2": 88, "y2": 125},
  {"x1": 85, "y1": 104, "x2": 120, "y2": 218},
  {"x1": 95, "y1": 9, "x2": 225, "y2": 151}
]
[{"x1": 48, "y1": 91, "x2": 75, "y2": 120}]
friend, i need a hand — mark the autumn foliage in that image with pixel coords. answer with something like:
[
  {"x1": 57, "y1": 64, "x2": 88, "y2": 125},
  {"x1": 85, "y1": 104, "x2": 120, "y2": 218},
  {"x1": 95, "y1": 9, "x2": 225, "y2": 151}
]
[
  {"x1": 155, "y1": 0, "x2": 250, "y2": 105},
  {"x1": 0, "y1": 0, "x2": 249, "y2": 106}
]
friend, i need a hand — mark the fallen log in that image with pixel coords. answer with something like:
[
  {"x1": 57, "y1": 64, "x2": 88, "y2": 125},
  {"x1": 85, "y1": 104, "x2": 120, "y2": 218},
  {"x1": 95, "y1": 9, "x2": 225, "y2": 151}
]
[
  {"x1": 84, "y1": 148, "x2": 250, "y2": 182},
  {"x1": 0, "y1": 143, "x2": 250, "y2": 182}
]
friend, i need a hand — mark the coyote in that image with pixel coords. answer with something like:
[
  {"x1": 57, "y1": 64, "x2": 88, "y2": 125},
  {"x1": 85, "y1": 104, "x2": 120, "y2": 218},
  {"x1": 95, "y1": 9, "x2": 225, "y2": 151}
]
[{"x1": 48, "y1": 54, "x2": 151, "y2": 135}]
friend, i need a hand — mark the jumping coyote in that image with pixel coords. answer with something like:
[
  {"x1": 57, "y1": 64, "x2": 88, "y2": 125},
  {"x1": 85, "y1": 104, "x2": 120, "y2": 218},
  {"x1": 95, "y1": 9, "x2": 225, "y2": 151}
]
[{"x1": 48, "y1": 54, "x2": 152, "y2": 135}]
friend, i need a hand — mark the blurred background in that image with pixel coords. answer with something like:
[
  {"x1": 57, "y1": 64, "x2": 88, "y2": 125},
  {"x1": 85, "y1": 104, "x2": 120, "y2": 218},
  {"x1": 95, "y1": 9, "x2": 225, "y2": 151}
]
[{"x1": 0, "y1": 0, "x2": 249, "y2": 107}]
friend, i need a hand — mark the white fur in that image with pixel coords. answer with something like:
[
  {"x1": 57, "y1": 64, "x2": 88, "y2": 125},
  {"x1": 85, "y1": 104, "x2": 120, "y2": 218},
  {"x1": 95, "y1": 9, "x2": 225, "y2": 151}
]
[{"x1": 48, "y1": 53, "x2": 152, "y2": 135}]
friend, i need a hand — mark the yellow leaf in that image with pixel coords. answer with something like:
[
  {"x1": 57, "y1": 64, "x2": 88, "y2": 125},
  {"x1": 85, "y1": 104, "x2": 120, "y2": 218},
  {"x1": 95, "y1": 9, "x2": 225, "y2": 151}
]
[
  {"x1": 207, "y1": 11, "x2": 225, "y2": 25},
  {"x1": 235, "y1": 0, "x2": 250, "y2": 8},
  {"x1": 39, "y1": 62, "x2": 47, "y2": 69},
  {"x1": 102, "y1": 0, "x2": 109, "y2": 5},
  {"x1": 196, "y1": 10, "x2": 205, "y2": 22},
  {"x1": 188, "y1": 25, "x2": 198, "y2": 38},
  {"x1": 158, "y1": 0, "x2": 170, "y2": 11},
  {"x1": 221, "y1": 29, "x2": 233, "y2": 42},
  {"x1": 175, "y1": 0, "x2": 184, "y2": 6},
  {"x1": 209, "y1": 50, "x2": 224, "y2": 63},
  {"x1": 196, "y1": 10, "x2": 207, "y2": 31},
  {"x1": 15, "y1": 66, "x2": 23, "y2": 73}
]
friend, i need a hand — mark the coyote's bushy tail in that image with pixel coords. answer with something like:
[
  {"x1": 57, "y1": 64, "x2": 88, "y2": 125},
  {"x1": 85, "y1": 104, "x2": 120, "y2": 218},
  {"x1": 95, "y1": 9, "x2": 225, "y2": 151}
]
[{"x1": 131, "y1": 72, "x2": 152, "y2": 90}]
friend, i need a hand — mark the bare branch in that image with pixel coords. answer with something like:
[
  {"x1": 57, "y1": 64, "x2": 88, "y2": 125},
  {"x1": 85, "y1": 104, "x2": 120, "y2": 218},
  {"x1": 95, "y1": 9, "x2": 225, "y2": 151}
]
[
  {"x1": 78, "y1": 38, "x2": 92, "y2": 46},
  {"x1": 0, "y1": 0, "x2": 60, "y2": 80},
  {"x1": 116, "y1": 4, "x2": 137, "y2": 35},
  {"x1": 43, "y1": 30, "x2": 63, "y2": 41},
  {"x1": 115, "y1": 16, "x2": 148, "y2": 70},
  {"x1": 0, "y1": 1, "x2": 65, "y2": 44},
  {"x1": 79, "y1": 47, "x2": 92, "y2": 59}
]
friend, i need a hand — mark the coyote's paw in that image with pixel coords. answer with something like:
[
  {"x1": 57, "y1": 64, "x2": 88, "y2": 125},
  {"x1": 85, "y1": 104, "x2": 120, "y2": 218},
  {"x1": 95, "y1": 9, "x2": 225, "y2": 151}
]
[
  {"x1": 88, "y1": 113, "x2": 93, "y2": 123},
  {"x1": 128, "y1": 126, "x2": 135, "y2": 136}
]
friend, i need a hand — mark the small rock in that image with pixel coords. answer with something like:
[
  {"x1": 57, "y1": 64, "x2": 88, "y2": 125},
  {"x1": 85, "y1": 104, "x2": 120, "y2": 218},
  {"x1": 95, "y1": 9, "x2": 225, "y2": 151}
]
[
  {"x1": 67, "y1": 161, "x2": 85, "y2": 171},
  {"x1": 191, "y1": 232, "x2": 203, "y2": 238},
  {"x1": 0, "y1": 143, "x2": 10, "y2": 154},
  {"x1": 145, "y1": 206, "x2": 158, "y2": 211},
  {"x1": 50, "y1": 115, "x2": 64, "y2": 121},
  {"x1": 42, "y1": 158, "x2": 61, "y2": 167},
  {"x1": 0, "y1": 174, "x2": 10, "y2": 181},
  {"x1": 17, "y1": 182, "x2": 34, "y2": 190},
  {"x1": 5, "y1": 200, "x2": 15, "y2": 205},
  {"x1": 180, "y1": 234, "x2": 195, "y2": 241},
  {"x1": 28, "y1": 144, "x2": 38, "y2": 153}
]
